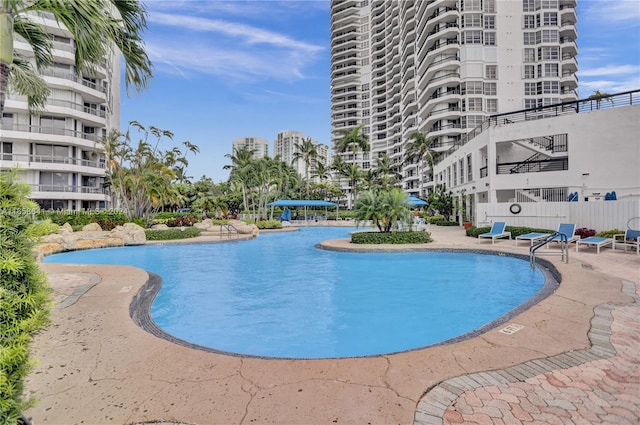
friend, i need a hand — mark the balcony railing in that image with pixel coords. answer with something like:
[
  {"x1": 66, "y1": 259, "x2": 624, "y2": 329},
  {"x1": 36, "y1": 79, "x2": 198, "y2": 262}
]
[
  {"x1": 1, "y1": 123, "x2": 102, "y2": 141},
  {"x1": 2, "y1": 153, "x2": 105, "y2": 169},
  {"x1": 496, "y1": 157, "x2": 568, "y2": 175},
  {"x1": 30, "y1": 184, "x2": 106, "y2": 194}
]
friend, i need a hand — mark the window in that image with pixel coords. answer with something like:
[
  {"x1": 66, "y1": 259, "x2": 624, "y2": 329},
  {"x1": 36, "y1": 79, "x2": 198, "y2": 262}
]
[
  {"x1": 466, "y1": 98, "x2": 483, "y2": 111},
  {"x1": 525, "y1": 82, "x2": 537, "y2": 95},
  {"x1": 39, "y1": 171, "x2": 68, "y2": 189},
  {"x1": 523, "y1": 32, "x2": 536, "y2": 45},
  {"x1": 537, "y1": 29, "x2": 558, "y2": 43},
  {"x1": 485, "y1": 65, "x2": 497, "y2": 80},
  {"x1": 524, "y1": 15, "x2": 536, "y2": 29},
  {"x1": 463, "y1": 14, "x2": 482, "y2": 27},
  {"x1": 486, "y1": 99, "x2": 498, "y2": 112},
  {"x1": 39, "y1": 116, "x2": 65, "y2": 135},
  {"x1": 462, "y1": 0, "x2": 481, "y2": 11},
  {"x1": 0, "y1": 142, "x2": 12, "y2": 160},
  {"x1": 361, "y1": 83, "x2": 370, "y2": 91},
  {"x1": 539, "y1": 0, "x2": 558, "y2": 9},
  {"x1": 538, "y1": 46, "x2": 559, "y2": 60},
  {"x1": 542, "y1": 12, "x2": 558, "y2": 26},
  {"x1": 484, "y1": 0, "x2": 496, "y2": 13},
  {"x1": 484, "y1": 32, "x2": 496, "y2": 45},
  {"x1": 453, "y1": 163, "x2": 458, "y2": 186},
  {"x1": 524, "y1": 48, "x2": 536, "y2": 62},
  {"x1": 484, "y1": 16, "x2": 496, "y2": 29},
  {"x1": 361, "y1": 57, "x2": 369, "y2": 65},
  {"x1": 464, "y1": 31, "x2": 482, "y2": 44},
  {"x1": 484, "y1": 82, "x2": 497, "y2": 95},
  {"x1": 543, "y1": 81, "x2": 559, "y2": 94},
  {"x1": 544, "y1": 63, "x2": 558, "y2": 77},
  {"x1": 524, "y1": 99, "x2": 538, "y2": 109},
  {"x1": 524, "y1": 65, "x2": 535, "y2": 79},
  {"x1": 459, "y1": 159, "x2": 465, "y2": 184},
  {"x1": 523, "y1": 0, "x2": 535, "y2": 12},
  {"x1": 467, "y1": 154, "x2": 473, "y2": 182},
  {"x1": 462, "y1": 81, "x2": 483, "y2": 94}
]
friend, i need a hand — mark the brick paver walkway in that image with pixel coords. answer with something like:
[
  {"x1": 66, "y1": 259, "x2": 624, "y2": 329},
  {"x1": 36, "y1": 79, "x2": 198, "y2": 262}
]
[{"x1": 416, "y1": 278, "x2": 640, "y2": 425}]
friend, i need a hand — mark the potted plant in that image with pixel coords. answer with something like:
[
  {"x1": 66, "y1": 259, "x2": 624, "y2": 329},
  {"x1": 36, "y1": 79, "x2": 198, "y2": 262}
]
[{"x1": 460, "y1": 190, "x2": 472, "y2": 229}]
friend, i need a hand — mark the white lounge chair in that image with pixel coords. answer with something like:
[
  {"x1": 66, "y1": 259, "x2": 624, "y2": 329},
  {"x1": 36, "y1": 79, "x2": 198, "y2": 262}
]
[
  {"x1": 576, "y1": 237, "x2": 613, "y2": 254},
  {"x1": 613, "y1": 229, "x2": 640, "y2": 254},
  {"x1": 478, "y1": 221, "x2": 511, "y2": 244},
  {"x1": 515, "y1": 232, "x2": 551, "y2": 246}
]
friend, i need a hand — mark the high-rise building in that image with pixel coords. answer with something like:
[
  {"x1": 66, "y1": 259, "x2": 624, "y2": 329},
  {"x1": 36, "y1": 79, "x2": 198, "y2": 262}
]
[
  {"x1": 274, "y1": 131, "x2": 331, "y2": 181},
  {"x1": 1, "y1": 12, "x2": 120, "y2": 210},
  {"x1": 231, "y1": 136, "x2": 270, "y2": 160},
  {"x1": 330, "y1": 0, "x2": 578, "y2": 199}
]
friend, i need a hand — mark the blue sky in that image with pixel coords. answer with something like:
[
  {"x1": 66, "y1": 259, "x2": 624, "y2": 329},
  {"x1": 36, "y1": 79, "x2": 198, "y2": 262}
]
[{"x1": 120, "y1": 0, "x2": 640, "y2": 183}]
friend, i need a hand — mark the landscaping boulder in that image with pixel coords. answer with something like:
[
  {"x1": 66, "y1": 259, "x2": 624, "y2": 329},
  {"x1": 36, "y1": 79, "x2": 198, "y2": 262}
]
[
  {"x1": 151, "y1": 223, "x2": 170, "y2": 230},
  {"x1": 58, "y1": 223, "x2": 74, "y2": 234},
  {"x1": 110, "y1": 222, "x2": 146, "y2": 245},
  {"x1": 82, "y1": 222, "x2": 102, "y2": 232},
  {"x1": 228, "y1": 219, "x2": 259, "y2": 236}
]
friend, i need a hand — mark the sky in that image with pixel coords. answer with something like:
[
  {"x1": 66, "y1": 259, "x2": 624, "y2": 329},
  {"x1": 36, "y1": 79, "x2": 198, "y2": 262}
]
[{"x1": 119, "y1": 0, "x2": 640, "y2": 183}]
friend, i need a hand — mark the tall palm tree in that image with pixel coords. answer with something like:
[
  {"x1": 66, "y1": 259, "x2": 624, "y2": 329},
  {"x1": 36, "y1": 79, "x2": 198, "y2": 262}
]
[
  {"x1": 311, "y1": 162, "x2": 330, "y2": 183},
  {"x1": 291, "y1": 136, "x2": 319, "y2": 197},
  {"x1": 336, "y1": 123, "x2": 370, "y2": 157},
  {"x1": 225, "y1": 147, "x2": 255, "y2": 211},
  {"x1": 341, "y1": 162, "x2": 363, "y2": 208},
  {"x1": 1, "y1": 0, "x2": 153, "y2": 114},
  {"x1": 404, "y1": 131, "x2": 439, "y2": 197},
  {"x1": 374, "y1": 154, "x2": 401, "y2": 190}
]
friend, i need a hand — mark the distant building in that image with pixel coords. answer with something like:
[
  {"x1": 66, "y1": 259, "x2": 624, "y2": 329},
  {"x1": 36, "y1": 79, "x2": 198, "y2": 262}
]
[
  {"x1": 1, "y1": 11, "x2": 120, "y2": 210},
  {"x1": 231, "y1": 136, "x2": 270, "y2": 159},
  {"x1": 274, "y1": 131, "x2": 331, "y2": 182}
]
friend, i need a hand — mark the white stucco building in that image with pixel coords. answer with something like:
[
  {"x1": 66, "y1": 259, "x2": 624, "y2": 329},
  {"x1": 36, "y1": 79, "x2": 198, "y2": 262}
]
[
  {"x1": 274, "y1": 131, "x2": 331, "y2": 181},
  {"x1": 1, "y1": 12, "x2": 120, "y2": 210},
  {"x1": 330, "y1": 0, "x2": 578, "y2": 203},
  {"x1": 435, "y1": 90, "x2": 640, "y2": 230},
  {"x1": 231, "y1": 136, "x2": 270, "y2": 160}
]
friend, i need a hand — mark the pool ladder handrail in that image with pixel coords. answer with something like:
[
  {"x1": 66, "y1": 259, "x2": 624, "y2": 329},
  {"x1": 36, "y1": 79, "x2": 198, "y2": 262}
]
[
  {"x1": 529, "y1": 231, "x2": 569, "y2": 268},
  {"x1": 219, "y1": 223, "x2": 239, "y2": 239}
]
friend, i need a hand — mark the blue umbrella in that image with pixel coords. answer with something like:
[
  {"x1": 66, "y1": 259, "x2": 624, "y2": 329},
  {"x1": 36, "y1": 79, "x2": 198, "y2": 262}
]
[{"x1": 408, "y1": 195, "x2": 428, "y2": 207}]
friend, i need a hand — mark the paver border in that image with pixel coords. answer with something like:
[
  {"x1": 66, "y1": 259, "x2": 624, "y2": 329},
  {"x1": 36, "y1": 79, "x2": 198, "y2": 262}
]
[{"x1": 414, "y1": 278, "x2": 639, "y2": 425}]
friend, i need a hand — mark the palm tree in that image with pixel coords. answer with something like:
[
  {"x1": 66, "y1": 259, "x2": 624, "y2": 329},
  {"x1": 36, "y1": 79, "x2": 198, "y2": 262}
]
[
  {"x1": 374, "y1": 154, "x2": 401, "y2": 189},
  {"x1": 311, "y1": 162, "x2": 331, "y2": 183},
  {"x1": 404, "y1": 131, "x2": 439, "y2": 197},
  {"x1": 341, "y1": 162, "x2": 363, "y2": 208},
  {"x1": 225, "y1": 147, "x2": 255, "y2": 212},
  {"x1": 291, "y1": 136, "x2": 319, "y2": 197},
  {"x1": 336, "y1": 124, "x2": 370, "y2": 158},
  {"x1": 588, "y1": 90, "x2": 614, "y2": 109},
  {"x1": 353, "y1": 188, "x2": 412, "y2": 232},
  {"x1": 1, "y1": 0, "x2": 152, "y2": 115}
]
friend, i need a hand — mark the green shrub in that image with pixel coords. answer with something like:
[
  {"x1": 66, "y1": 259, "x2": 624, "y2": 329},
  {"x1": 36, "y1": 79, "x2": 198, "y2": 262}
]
[
  {"x1": 426, "y1": 215, "x2": 445, "y2": 223},
  {"x1": 28, "y1": 219, "x2": 59, "y2": 237},
  {"x1": 434, "y1": 220, "x2": 459, "y2": 226},
  {"x1": 596, "y1": 229, "x2": 625, "y2": 238},
  {"x1": 466, "y1": 226, "x2": 555, "y2": 238},
  {"x1": 351, "y1": 230, "x2": 432, "y2": 244},
  {"x1": 165, "y1": 216, "x2": 199, "y2": 227},
  {"x1": 144, "y1": 227, "x2": 201, "y2": 240},
  {"x1": 1, "y1": 173, "x2": 52, "y2": 423},
  {"x1": 154, "y1": 211, "x2": 199, "y2": 220},
  {"x1": 37, "y1": 210, "x2": 127, "y2": 227},
  {"x1": 255, "y1": 220, "x2": 282, "y2": 229}
]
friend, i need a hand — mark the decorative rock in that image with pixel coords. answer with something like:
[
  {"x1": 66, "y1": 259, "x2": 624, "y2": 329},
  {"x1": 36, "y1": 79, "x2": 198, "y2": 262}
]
[
  {"x1": 82, "y1": 222, "x2": 102, "y2": 232},
  {"x1": 194, "y1": 219, "x2": 214, "y2": 231},
  {"x1": 58, "y1": 223, "x2": 74, "y2": 234},
  {"x1": 76, "y1": 238, "x2": 124, "y2": 250},
  {"x1": 151, "y1": 224, "x2": 170, "y2": 230},
  {"x1": 110, "y1": 222, "x2": 146, "y2": 245},
  {"x1": 228, "y1": 220, "x2": 259, "y2": 236}
]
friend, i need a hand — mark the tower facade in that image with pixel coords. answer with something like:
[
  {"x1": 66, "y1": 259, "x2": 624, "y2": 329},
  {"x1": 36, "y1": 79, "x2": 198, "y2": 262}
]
[
  {"x1": 330, "y1": 0, "x2": 578, "y2": 198},
  {"x1": 231, "y1": 136, "x2": 270, "y2": 160},
  {"x1": 275, "y1": 130, "x2": 331, "y2": 182},
  {"x1": 1, "y1": 12, "x2": 121, "y2": 210}
]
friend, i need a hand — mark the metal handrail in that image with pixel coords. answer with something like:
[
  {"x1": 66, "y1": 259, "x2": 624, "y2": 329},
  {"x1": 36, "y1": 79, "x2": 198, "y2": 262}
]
[
  {"x1": 219, "y1": 223, "x2": 239, "y2": 239},
  {"x1": 530, "y1": 231, "x2": 568, "y2": 267}
]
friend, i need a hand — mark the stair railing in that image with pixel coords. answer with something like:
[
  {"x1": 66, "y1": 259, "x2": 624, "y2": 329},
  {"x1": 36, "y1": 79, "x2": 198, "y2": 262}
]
[{"x1": 529, "y1": 231, "x2": 568, "y2": 268}]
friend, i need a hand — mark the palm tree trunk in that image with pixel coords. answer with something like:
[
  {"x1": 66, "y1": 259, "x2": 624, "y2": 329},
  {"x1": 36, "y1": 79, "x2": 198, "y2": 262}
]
[{"x1": 0, "y1": 6, "x2": 14, "y2": 116}]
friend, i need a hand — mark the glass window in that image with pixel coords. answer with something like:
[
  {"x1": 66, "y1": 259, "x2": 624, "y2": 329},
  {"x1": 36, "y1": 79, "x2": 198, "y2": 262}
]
[
  {"x1": 484, "y1": 32, "x2": 496, "y2": 45},
  {"x1": 459, "y1": 159, "x2": 465, "y2": 184},
  {"x1": 538, "y1": 46, "x2": 559, "y2": 60},
  {"x1": 485, "y1": 65, "x2": 497, "y2": 80},
  {"x1": 484, "y1": 82, "x2": 497, "y2": 95},
  {"x1": 543, "y1": 81, "x2": 560, "y2": 94},
  {"x1": 523, "y1": 32, "x2": 536, "y2": 45},
  {"x1": 467, "y1": 154, "x2": 473, "y2": 182},
  {"x1": 486, "y1": 99, "x2": 498, "y2": 112},
  {"x1": 0, "y1": 142, "x2": 12, "y2": 160},
  {"x1": 524, "y1": 48, "x2": 536, "y2": 62},
  {"x1": 525, "y1": 82, "x2": 537, "y2": 95},
  {"x1": 542, "y1": 12, "x2": 558, "y2": 26},
  {"x1": 462, "y1": 81, "x2": 483, "y2": 94},
  {"x1": 484, "y1": 0, "x2": 496, "y2": 12},
  {"x1": 524, "y1": 15, "x2": 536, "y2": 29},
  {"x1": 524, "y1": 65, "x2": 535, "y2": 79},
  {"x1": 484, "y1": 16, "x2": 496, "y2": 29},
  {"x1": 524, "y1": 99, "x2": 538, "y2": 109},
  {"x1": 544, "y1": 63, "x2": 559, "y2": 77},
  {"x1": 464, "y1": 31, "x2": 482, "y2": 44},
  {"x1": 463, "y1": 14, "x2": 482, "y2": 27},
  {"x1": 467, "y1": 98, "x2": 483, "y2": 111},
  {"x1": 523, "y1": 0, "x2": 535, "y2": 12}
]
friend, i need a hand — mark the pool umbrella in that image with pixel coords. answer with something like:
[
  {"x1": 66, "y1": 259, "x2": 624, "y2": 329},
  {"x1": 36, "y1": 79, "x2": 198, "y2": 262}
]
[{"x1": 407, "y1": 195, "x2": 428, "y2": 207}]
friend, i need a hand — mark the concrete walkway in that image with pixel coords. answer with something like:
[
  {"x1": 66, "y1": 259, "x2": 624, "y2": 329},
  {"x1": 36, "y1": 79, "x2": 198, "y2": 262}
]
[{"x1": 24, "y1": 225, "x2": 639, "y2": 424}]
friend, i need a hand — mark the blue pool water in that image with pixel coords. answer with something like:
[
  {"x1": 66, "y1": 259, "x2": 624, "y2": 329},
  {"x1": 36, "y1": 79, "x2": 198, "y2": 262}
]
[{"x1": 44, "y1": 226, "x2": 545, "y2": 358}]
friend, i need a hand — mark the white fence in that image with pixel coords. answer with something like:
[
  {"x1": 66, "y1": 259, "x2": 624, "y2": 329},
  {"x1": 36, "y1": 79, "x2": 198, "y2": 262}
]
[{"x1": 475, "y1": 199, "x2": 640, "y2": 231}]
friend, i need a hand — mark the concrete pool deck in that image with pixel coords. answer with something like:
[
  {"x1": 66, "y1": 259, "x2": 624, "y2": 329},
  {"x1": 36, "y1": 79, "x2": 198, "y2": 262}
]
[{"x1": 25, "y1": 225, "x2": 639, "y2": 424}]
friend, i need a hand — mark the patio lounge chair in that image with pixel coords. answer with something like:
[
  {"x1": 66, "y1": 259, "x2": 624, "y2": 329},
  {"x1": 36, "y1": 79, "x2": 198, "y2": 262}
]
[
  {"x1": 612, "y1": 229, "x2": 640, "y2": 254},
  {"x1": 547, "y1": 223, "x2": 579, "y2": 246},
  {"x1": 478, "y1": 221, "x2": 511, "y2": 244},
  {"x1": 515, "y1": 232, "x2": 551, "y2": 246},
  {"x1": 576, "y1": 236, "x2": 613, "y2": 254}
]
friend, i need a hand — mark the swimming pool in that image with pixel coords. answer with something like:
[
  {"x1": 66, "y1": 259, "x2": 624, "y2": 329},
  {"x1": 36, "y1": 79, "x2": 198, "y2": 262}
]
[{"x1": 44, "y1": 226, "x2": 548, "y2": 359}]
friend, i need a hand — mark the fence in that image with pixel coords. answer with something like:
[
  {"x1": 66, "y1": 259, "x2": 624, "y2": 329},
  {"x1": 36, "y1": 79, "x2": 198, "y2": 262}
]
[{"x1": 475, "y1": 199, "x2": 640, "y2": 232}]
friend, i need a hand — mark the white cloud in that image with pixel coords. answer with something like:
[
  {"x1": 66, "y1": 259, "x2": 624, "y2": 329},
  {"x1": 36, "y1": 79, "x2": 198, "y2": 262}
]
[
  {"x1": 582, "y1": 0, "x2": 640, "y2": 24},
  {"x1": 580, "y1": 64, "x2": 640, "y2": 77}
]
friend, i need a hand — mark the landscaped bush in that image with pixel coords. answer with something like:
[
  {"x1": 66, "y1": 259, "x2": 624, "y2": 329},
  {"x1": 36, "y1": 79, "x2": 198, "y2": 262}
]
[
  {"x1": 155, "y1": 211, "x2": 199, "y2": 220},
  {"x1": 351, "y1": 230, "x2": 432, "y2": 244},
  {"x1": 1, "y1": 173, "x2": 52, "y2": 423},
  {"x1": 426, "y1": 215, "x2": 445, "y2": 223},
  {"x1": 37, "y1": 210, "x2": 127, "y2": 227},
  {"x1": 144, "y1": 227, "x2": 201, "y2": 240},
  {"x1": 575, "y1": 227, "x2": 596, "y2": 239},
  {"x1": 254, "y1": 219, "x2": 282, "y2": 229},
  {"x1": 165, "y1": 215, "x2": 199, "y2": 227},
  {"x1": 28, "y1": 219, "x2": 59, "y2": 237},
  {"x1": 596, "y1": 229, "x2": 625, "y2": 238},
  {"x1": 466, "y1": 226, "x2": 555, "y2": 238},
  {"x1": 433, "y1": 220, "x2": 459, "y2": 226}
]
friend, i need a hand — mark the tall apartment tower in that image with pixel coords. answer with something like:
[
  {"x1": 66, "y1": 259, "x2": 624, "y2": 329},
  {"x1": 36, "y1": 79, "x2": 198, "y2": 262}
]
[
  {"x1": 330, "y1": 0, "x2": 578, "y2": 198},
  {"x1": 0, "y1": 12, "x2": 121, "y2": 210},
  {"x1": 231, "y1": 137, "x2": 270, "y2": 159},
  {"x1": 274, "y1": 131, "x2": 331, "y2": 181}
]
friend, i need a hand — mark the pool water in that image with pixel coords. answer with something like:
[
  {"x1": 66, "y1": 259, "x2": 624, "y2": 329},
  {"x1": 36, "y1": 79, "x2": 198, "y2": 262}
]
[{"x1": 44, "y1": 226, "x2": 545, "y2": 358}]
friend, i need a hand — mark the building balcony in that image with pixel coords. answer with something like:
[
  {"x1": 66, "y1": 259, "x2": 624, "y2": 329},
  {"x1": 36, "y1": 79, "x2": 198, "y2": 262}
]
[
  {"x1": 496, "y1": 157, "x2": 568, "y2": 175},
  {"x1": 0, "y1": 123, "x2": 103, "y2": 148},
  {"x1": 1, "y1": 153, "x2": 105, "y2": 173}
]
